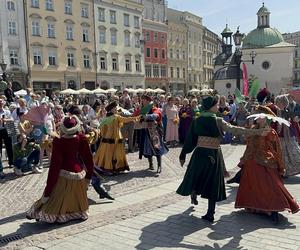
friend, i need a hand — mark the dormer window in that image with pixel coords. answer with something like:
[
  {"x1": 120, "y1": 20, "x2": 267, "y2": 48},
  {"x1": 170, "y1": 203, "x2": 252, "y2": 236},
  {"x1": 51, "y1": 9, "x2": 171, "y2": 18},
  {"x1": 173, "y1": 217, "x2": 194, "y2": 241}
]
[{"x1": 7, "y1": 1, "x2": 15, "y2": 11}]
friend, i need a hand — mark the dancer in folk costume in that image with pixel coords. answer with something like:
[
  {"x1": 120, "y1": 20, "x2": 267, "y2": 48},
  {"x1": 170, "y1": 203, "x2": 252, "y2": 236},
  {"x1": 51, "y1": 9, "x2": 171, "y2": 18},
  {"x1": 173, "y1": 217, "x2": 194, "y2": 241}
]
[
  {"x1": 135, "y1": 95, "x2": 168, "y2": 173},
  {"x1": 235, "y1": 106, "x2": 299, "y2": 224},
  {"x1": 26, "y1": 116, "x2": 94, "y2": 223},
  {"x1": 178, "y1": 99, "x2": 193, "y2": 144},
  {"x1": 94, "y1": 101, "x2": 139, "y2": 174},
  {"x1": 165, "y1": 96, "x2": 179, "y2": 146},
  {"x1": 177, "y1": 96, "x2": 270, "y2": 222},
  {"x1": 275, "y1": 95, "x2": 300, "y2": 176}
]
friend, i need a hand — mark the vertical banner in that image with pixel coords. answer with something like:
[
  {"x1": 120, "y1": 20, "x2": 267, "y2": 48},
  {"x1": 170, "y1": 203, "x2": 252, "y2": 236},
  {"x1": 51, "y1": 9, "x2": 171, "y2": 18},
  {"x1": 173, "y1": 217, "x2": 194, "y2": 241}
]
[{"x1": 242, "y1": 63, "x2": 249, "y2": 96}]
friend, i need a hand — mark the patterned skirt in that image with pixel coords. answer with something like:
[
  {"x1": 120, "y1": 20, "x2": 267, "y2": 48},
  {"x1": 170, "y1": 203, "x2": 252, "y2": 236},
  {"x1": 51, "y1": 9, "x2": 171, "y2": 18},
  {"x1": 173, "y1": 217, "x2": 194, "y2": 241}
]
[
  {"x1": 26, "y1": 169, "x2": 89, "y2": 223},
  {"x1": 280, "y1": 137, "x2": 300, "y2": 176}
]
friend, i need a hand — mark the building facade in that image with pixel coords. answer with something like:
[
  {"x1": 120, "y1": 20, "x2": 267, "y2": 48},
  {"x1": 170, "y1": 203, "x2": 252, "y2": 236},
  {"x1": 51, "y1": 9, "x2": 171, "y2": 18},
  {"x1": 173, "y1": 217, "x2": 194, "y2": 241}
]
[
  {"x1": 166, "y1": 8, "x2": 188, "y2": 94},
  {"x1": 203, "y1": 27, "x2": 222, "y2": 89},
  {"x1": 24, "y1": 0, "x2": 96, "y2": 93},
  {"x1": 0, "y1": 0, "x2": 27, "y2": 90},
  {"x1": 283, "y1": 31, "x2": 300, "y2": 86},
  {"x1": 94, "y1": 0, "x2": 144, "y2": 91},
  {"x1": 167, "y1": 10, "x2": 204, "y2": 90},
  {"x1": 143, "y1": 0, "x2": 168, "y2": 90}
]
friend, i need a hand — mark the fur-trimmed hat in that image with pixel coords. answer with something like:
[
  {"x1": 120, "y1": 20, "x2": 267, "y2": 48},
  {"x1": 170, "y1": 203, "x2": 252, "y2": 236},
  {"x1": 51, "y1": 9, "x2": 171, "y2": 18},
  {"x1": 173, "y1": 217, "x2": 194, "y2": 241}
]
[
  {"x1": 202, "y1": 96, "x2": 218, "y2": 111},
  {"x1": 60, "y1": 115, "x2": 81, "y2": 135},
  {"x1": 105, "y1": 101, "x2": 118, "y2": 112}
]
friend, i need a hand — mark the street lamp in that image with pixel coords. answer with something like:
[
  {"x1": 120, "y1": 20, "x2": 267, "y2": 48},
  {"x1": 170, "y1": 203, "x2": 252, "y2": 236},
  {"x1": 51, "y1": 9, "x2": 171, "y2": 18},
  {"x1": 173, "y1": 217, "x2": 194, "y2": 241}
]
[{"x1": 233, "y1": 27, "x2": 244, "y2": 90}]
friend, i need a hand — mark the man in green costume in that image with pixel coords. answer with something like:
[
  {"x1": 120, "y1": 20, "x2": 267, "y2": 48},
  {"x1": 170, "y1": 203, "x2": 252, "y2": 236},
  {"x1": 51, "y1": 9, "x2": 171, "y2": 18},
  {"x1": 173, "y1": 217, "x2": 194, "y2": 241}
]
[{"x1": 177, "y1": 95, "x2": 270, "y2": 222}]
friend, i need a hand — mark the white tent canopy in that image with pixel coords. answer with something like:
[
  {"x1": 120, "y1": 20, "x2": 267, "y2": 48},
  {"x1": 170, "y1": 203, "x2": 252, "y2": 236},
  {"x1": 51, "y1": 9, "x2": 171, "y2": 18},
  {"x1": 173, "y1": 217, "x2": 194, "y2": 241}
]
[
  {"x1": 189, "y1": 88, "x2": 200, "y2": 93},
  {"x1": 78, "y1": 88, "x2": 93, "y2": 94},
  {"x1": 135, "y1": 88, "x2": 145, "y2": 93},
  {"x1": 93, "y1": 88, "x2": 107, "y2": 94},
  {"x1": 60, "y1": 88, "x2": 79, "y2": 95},
  {"x1": 154, "y1": 88, "x2": 165, "y2": 93},
  {"x1": 145, "y1": 88, "x2": 156, "y2": 93},
  {"x1": 106, "y1": 88, "x2": 118, "y2": 93}
]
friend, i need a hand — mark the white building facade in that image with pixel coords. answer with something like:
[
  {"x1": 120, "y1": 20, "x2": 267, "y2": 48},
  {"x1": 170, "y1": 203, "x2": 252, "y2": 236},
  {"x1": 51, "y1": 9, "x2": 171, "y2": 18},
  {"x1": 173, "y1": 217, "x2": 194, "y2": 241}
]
[
  {"x1": 0, "y1": 0, "x2": 27, "y2": 89},
  {"x1": 94, "y1": 0, "x2": 145, "y2": 90}
]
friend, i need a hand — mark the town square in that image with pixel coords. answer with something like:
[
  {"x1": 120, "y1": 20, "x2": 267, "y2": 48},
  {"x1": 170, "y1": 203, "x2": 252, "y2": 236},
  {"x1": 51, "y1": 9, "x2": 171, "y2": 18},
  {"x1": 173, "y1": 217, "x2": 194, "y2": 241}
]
[{"x1": 0, "y1": 0, "x2": 300, "y2": 249}]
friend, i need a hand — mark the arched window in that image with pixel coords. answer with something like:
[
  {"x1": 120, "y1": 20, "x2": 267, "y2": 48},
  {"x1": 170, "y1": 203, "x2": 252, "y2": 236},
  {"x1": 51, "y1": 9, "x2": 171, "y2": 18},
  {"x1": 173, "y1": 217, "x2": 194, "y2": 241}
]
[{"x1": 7, "y1": 1, "x2": 15, "y2": 11}]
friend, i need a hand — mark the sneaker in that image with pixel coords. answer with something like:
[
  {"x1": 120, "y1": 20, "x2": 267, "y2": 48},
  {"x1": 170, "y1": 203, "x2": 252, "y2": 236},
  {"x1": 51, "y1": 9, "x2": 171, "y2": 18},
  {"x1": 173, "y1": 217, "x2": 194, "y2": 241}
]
[
  {"x1": 0, "y1": 172, "x2": 5, "y2": 179},
  {"x1": 14, "y1": 167, "x2": 24, "y2": 176},
  {"x1": 32, "y1": 166, "x2": 43, "y2": 174}
]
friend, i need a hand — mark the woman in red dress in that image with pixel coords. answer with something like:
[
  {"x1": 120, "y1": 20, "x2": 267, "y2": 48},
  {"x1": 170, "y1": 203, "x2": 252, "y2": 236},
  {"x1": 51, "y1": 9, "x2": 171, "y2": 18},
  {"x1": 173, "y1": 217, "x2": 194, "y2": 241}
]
[
  {"x1": 26, "y1": 115, "x2": 94, "y2": 223},
  {"x1": 235, "y1": 106, "x2": 299, "y2": 224}
]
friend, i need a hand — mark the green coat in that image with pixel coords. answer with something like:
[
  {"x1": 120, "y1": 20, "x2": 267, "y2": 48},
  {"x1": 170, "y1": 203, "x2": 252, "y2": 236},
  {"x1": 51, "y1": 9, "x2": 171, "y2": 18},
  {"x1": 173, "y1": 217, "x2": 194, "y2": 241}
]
[{"x1": 177, "y1": 115, "x2": 264, "y2": 202}]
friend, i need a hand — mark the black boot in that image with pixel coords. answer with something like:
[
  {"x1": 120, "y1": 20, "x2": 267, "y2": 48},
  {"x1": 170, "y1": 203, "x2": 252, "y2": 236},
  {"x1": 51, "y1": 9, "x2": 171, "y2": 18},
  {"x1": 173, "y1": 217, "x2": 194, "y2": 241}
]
[
  {"x1": 201, "y1": 199, "x2": 215, "y2": 222},
  {"x1": 227, "y1": 169, "x2": 242, "y2": 184},
  {"x1": 190, "y1": 191, "x2": 198, "y2": 205},
  {"x1": 92, "y1": 183, "x2": 114, "y2": 200},
  {"x1": 157, "y1": 156, "x2": 162, "y2": 173},
  {"x1": 148, "y1": 157, "x2": 154, "y2": 170},
  {"x1": 271, "y1": 212, "x2": 279, "y2": 225}
]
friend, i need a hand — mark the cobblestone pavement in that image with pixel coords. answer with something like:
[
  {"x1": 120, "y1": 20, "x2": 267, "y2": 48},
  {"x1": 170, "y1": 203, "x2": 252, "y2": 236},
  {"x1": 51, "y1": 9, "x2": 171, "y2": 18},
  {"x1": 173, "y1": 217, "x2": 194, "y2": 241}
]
[{"x1": 4, "y1": 145, "x2": 300, "y2": 249}]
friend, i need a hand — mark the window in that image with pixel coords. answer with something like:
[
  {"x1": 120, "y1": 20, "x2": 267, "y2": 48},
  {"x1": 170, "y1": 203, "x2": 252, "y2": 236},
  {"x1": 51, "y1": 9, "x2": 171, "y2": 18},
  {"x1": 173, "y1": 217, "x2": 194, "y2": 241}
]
[
  {"x1": 134, "y1": 33, "x2": 140, "y2": 48},
  {"x1": 8, "y1": 21, "x2": 17, "y2": 35},
  {"x1": 194, "y1": 74, "x2": 197, "y2": 82},
  {"x1": 111, "y1": 29, "x2": 117, "y2": 45},
  {"x1": 9, "y1": 49, "x2": 18, "y2": 65},
  {"x1": 135, "y1": 59, "x2": 141, "y2": 72},
  {"x1": 99, "y1": 28, "x2": 106, "y2": 44},
  {"x1": 161, "y1": 49, "x2": 165, "y2": 59},
  {"x1": 124, "y1": 32, "x2": 130, "y2": 47},
  {"x1": 124, "y1": 14, "x2": 129, "y2": 27},
  {"x1": 112, "y1": 57, "x2": 118, "y2": 71},
  {"x1": 125, "y1": 57, "x2": 131, "y2": 71},
  {"x1": 100, "y1": 56, "x2": 106, "y2": 70},
  {"x1": 7, "y1": 1, "x2": 15, "y2": 11},
  {"x1": 153, "y1": 65, "x2": 159, "y2": 78},
  {"x1": 67, "y1": 52, "x2": 75, "y2": 67},
  {"x1": 33, "y1": 48, "x2": 42, "y2": 65},
  {"x1": 83, "y1": 54, "x2": 90, "y2": 68},
  {"x1": 145, "y1": 32, "x2": 150, "y2": 41},
  {"x1": 189, "y1": 58, "x2": 191, "y2": 67},
  {"x1": 176, "y1": 50, "x2": 180, "y2": 59},
  {"x1": 32, "y1": 20, "x2": 40, "y2": 36},
  {"x1": 31, "y1": 0, "x2": 39, "y2": 8},
  {"x1": 66, "y1": 24, "x2": 73, "y2": 40},
  {"x1": 110, "y1": 10, "x2": 116, "y2": 24},
  {"x1": 48, "y1": 51, "x2": 56, "y2": 66},
  {"x1": 146, "y1": 48, "x2": 151, "y2": 58},
  {"x1": 134, "y1": 16, "x2": 139, "y2": 28},
  {"x1": 170, "y1": 67, "x2": 174, "y2": 78},
  {"x1": 65, "y1": 1, "x2": 72, "y2": 14},
  {"x1": 83, "y1": 28, "x2": 89, "y2": 42},
  {"x1": 154, "y1": 48, "x2": 158, "y2": 58},
  {"x1": 161, "y1": 66, "x2": 166, "y2": 77},
  {"x1": 161, "y1": 34, "x2": 165, "y2": 44},
  {"x1": 47, "y1": 23, "x2": 55, "y2": 38},
  {"x1": 188, "y1": 74, "x2": 191, "y2": 82},
  {"x1": 45, "y1": 0, "x2": 53, "y2": 10},
  {"x1": 98, "y1": 8, "x2": 105, "y2": 22},
  {"x1": 182, "y1": 51, "x2": 185, "y2": 60},
  {"x1": 154, "y1": 32, "x2": 158, "y2": 42},
  {"x1": 177, "y1": 68, "x2": 180, "y2": 78},
  {"x1": 145, "y1": 65, "x2": 152, "y2": 77},
  {"x1": 169, "y1": 49, "x2": 173, "y2": 59},
  {"x1": 183, "y1": 68, "x2": 186, "y2": 79},
  {"x1": 81, "y1": 4, "x2": 88, "y2": 18}
]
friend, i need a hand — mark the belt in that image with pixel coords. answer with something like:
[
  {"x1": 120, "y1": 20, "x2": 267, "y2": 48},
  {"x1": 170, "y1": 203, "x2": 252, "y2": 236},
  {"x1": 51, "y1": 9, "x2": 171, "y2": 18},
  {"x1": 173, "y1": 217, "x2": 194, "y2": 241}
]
[
  {"x1": 102, "y1": 138, "x2": 123, "y2": 144},
  {"x1": 197, "y1": 136, "x2": 220, "y2": 149}
]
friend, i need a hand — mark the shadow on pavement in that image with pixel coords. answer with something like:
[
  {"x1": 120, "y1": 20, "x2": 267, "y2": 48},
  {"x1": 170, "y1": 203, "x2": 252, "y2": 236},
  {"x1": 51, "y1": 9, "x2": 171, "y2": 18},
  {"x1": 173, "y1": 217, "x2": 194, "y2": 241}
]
[
  {"x1": 136, "y1": 207, "x2": 206, "y2": 250},
  {"x1": 283, "y1": 175, "x2": 300, "y2": 185}
]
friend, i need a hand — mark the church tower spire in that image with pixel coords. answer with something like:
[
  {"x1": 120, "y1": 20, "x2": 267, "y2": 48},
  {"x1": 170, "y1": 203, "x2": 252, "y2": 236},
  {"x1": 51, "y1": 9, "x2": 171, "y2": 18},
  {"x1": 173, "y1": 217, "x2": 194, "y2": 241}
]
[{"x1": 257, "y1": 2, "x2": 271, "y2": 28}]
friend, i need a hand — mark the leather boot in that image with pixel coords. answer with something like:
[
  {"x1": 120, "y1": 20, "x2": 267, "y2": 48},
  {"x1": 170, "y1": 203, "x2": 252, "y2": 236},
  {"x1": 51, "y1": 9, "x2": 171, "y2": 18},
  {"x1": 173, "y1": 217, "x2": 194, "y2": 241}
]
[
  {"x1": 148, "y1": 157, "x2": 154, "y2": 170},
  {"x1": 157, "y1": 156, "x2": 162, "y2": 173},
  {"x1": 190, "y1": 191, "x2": 198, "y2": 205},
  {"x1": 92, "y1": 183, "x2": 114, "y2": 200},
  {"x1": 201, "y1": 199, "x2": 215, "y2": 222}
]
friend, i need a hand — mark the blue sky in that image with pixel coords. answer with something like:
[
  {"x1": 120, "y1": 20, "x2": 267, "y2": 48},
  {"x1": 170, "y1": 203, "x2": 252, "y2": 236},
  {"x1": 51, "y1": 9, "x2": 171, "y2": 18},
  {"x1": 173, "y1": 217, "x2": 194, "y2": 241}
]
[{"x1": 168, "y1": 0, "x2": 300, "y2": 36}]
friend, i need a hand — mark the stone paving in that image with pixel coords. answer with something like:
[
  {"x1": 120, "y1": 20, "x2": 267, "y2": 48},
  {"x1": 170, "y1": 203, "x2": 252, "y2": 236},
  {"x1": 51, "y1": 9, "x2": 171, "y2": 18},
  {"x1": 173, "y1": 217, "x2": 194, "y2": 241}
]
[{"x1": 1, "y1": 144, "x2": 299, "y2": 249}]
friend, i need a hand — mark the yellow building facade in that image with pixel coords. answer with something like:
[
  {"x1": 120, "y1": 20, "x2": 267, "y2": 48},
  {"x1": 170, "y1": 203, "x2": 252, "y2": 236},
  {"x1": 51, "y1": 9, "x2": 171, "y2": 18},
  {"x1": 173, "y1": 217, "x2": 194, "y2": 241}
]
[{"x1": 24, "y1": 0, "x2": 96, "y2": 93}]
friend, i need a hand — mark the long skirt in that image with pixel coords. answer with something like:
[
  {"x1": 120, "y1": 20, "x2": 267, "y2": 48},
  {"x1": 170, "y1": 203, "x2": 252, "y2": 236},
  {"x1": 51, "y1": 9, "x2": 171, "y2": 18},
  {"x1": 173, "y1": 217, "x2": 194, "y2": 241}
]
[
  {"x1": 165, "y1": 120, "x2": 179, "y2": 142},
  {"x1": 280, "y1": 137, "x2": 300, "y2": 176},
  {"x1": 235, "y1": 159, "x2": 299, "y2": 213},
  {"x1": 177, "y1": 147, "x2": 226, "y2": 202},
  {"x1": 26, "y1": 169, "x2": 89, "y2": 223}
]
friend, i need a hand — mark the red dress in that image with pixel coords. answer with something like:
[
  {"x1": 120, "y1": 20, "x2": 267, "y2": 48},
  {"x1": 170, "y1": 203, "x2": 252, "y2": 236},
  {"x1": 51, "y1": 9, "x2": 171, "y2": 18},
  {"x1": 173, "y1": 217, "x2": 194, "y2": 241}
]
[{"x1": 235, "y1": 129, "x2": 299, "y2": 214}]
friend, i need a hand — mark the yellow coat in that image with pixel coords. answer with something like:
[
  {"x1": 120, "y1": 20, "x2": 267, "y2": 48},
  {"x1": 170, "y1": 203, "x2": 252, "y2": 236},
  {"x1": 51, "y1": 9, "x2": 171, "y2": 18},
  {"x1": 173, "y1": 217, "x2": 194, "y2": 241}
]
[{"x1": 94, "y1": 114, "x2": 137, "y2": 172}]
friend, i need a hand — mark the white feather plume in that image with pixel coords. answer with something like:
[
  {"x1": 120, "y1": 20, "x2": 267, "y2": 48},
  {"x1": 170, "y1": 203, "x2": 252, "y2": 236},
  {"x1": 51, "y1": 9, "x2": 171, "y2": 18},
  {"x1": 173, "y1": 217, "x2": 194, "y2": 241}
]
[{"x1": 247, "y1": 113, "x2": 291, "y2": 127}]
